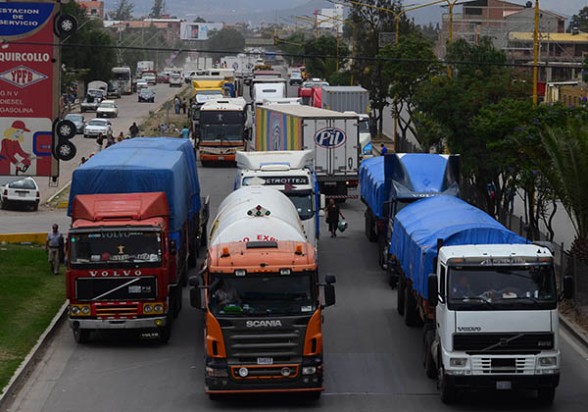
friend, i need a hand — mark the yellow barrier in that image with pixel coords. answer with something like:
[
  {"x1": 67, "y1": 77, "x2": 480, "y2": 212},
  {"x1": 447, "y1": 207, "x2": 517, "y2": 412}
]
[{"x1": 0, "y1": 233, "x2": 46, "y2": 245}]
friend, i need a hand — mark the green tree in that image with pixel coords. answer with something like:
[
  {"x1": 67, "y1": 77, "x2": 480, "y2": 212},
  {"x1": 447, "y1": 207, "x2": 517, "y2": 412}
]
[
  {"x1": 537, "y1": 112, "x2": 588, "y2": 260},
  {"x1": 149, "y1": 0, "x2": 164, "y2": 19},
  {"x1": 348, "y1": 0, "x2": 413, "y2": 135},
  {"x1": 109, "y1": 0, "x2": 134, "y2": 20},
  {"x1": 412, "y1": 38, "x2": 528, "y2": 215},
  {"x1": 275, "y1": 32, "x2": 306, "y2": 66},
  {"x1": 303, "y1": 35, "x2": 348, "y2": 83},
  {"x1": 61, "y1": 2, "x2": 117, "y2": 84},
  {"x1": 193, "y1": 16, "x2": 206, "y2": 23},
  {"x1": 206, "y1": 28, "x2": 245, "y2": 55},
  {"x1": 569, "y1": 6, "x2": 588, "y2": 32},
  {"x1": 380, "y1": 33, "x2": 441, "y2": 149}
]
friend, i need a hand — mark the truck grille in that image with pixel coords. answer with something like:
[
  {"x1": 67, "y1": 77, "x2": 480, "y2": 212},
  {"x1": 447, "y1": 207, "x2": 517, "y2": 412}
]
[
  {"x1": 471, "y1": 357, "x2": 535, "y2": 374},
  {"x1": 76, "y1": 277, "x2": 157, "y2": 301},
  {"x1": 95, "y1": 302, "x2": 139, "y2": 318},
  {"x1": 453, "y1": 333, "x2": 554, "y2": 354},
  {"x1": 227, "y1": 329, "x2": 302, "y2": 360},
  {"x1": 230, "y1": 364, "x2": 300, "y2": 380}
]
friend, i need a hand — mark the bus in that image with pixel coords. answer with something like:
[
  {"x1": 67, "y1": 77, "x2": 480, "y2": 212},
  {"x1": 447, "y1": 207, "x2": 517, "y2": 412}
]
[
  {"x1": 197, "y1": 97, "x2": 252, "y2": 166},
  {"x1": 111, "y1": 66, "x2": 132, "y2": 95}
]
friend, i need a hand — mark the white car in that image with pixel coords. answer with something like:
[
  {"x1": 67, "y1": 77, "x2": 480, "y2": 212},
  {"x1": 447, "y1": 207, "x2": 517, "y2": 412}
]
[
  {"x1": 96, "y1": 100, "x2": 118, "y2": 118},
  {"x1": 83, "y1": 118, "x2": 112, "y2": 139},
  {"x1": 1, "y1": 177, "x2": 40, "y2": 211},
  {"x1": 136, "y1": 78, "x2": 148, "y2": 91},
  {"x1": 142, "y1": 73, "x2": 156, "y2": 85}
]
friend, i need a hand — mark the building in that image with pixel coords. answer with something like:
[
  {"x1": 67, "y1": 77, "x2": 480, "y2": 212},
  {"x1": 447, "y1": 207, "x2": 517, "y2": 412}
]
[{"x1": 77, "y1": 1, "x2": 105, "y2": 20}]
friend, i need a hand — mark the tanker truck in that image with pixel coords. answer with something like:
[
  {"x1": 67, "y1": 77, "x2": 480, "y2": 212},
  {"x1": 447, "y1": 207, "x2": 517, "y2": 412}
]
[
  {"x1": 234, "y1": 150, "x2": 325, "y2": 250},
  {"x1": 389, "y1": 195, "x2": 572, "y2": 405},
  {"x1": 190, "y1": 186, "x2": 335, "y2": 399},
  {"x1": 359, "y1": 153, "x2": 459, "y2": 276},
  {"x1": 67, "y1": 138, "x2": 207, "y2": 343}
]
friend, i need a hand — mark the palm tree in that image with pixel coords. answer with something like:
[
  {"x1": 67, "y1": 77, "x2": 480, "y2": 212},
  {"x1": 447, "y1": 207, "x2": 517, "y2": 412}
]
[{"x1": 540, "y1": 116, "x2": 588, "y2": 260}]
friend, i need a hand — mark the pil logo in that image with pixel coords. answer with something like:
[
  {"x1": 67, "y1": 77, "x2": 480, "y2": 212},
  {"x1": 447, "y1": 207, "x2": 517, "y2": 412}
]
[
  {"x1": 0, "y1": 66, "x2": 47, "y2": 88},
  {"x1": 315, "y1": 127, "x2": 346, "y2": 148}
]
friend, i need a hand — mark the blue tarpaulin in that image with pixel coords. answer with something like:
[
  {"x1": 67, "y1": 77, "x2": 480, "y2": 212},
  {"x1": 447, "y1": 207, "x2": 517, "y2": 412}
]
[
  {"x1": 69, "y1": 146, "x2": 195, "y2": 234},
  {"x1": 359, "y1": 156, "x2": 387, "y2": 219},
  {"x1": 390, "y1": 196, "x2": 527, "y2": 297}
]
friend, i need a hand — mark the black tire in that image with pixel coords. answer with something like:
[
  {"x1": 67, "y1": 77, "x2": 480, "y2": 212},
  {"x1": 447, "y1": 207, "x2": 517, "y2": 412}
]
[
  {"x1": 404, "y1": 284, "x2": 419, "y2": 327},
  {"x1": 423, "y1": 326, "x2": 436, "y2": 379},
  {"x1": 159, "y1": 314, "x2": 173, "y2": 343},
  {"x1": 438, "y1": 364, "x2": 457, "y2": 404},
  {"x1": 365, "y1": 211, "x2": 377, "y2": 242},
  {"x1": 397, "y1": 277, "x2": 405, "y2": 315},
  {"x1": 208, "y1": 393, "x2": 221, "y2": 401},
  {"x1": 54, "y1": 14, "x2": 78, "y2": 38},
  {"x1": 73, "y1": 328, "x2": 90, "y2": 344},
  {"x1": 55, "y1": 141, "x2": 77, "y2": 161},
  {"x1": 55, "y1": 120, "x2": 77, "y2": 140},
  {"x1": 537, "y1": 387, "x2": 556, "y2": 405},
  {"x1": 171, "y1": 286, "x2": 182, "y2": 318},
  {"x1": 378, "y1": 235, "x2": 387, "y2": 269},
  {"x1": 306, "y1": 391, "x2": 321, "y2": 401},
  {"x1": 32, "y1": 203, "x2": 39, "y2": 212}
]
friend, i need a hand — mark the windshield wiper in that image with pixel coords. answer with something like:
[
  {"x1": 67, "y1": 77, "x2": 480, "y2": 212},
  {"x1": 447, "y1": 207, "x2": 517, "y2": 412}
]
[{"x1": 458, "y1": 295, "x2": 496, "y2": 308}]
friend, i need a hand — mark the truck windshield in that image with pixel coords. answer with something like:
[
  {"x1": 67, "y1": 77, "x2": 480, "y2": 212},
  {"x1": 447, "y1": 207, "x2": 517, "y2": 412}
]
[
  {"x1": 208, "y1": 272, "x2": 316, "y2": 316},
  {"x1": 284, "y1": 191, "x2": 314, "y2": 221},
  {"x1": 447, "y1": 265, "x2": 557, "y2": 310},
  {"x1": 69, "y1": 230, "x2": 163, "y2": 268},
  {"x1": 200, "y1": 111, "x2": 244, "y2": 142}
]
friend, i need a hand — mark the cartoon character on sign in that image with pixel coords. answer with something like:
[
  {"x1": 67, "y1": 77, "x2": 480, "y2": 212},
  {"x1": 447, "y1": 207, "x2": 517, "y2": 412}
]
[{"x1": 0, "y1": 120, "x2": 35, "y2": 175}]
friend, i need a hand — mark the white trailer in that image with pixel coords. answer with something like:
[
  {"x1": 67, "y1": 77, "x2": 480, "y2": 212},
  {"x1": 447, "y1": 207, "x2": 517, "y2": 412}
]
[{"x1": 235, "y1": 150, "x2": 325, "y2": 250}]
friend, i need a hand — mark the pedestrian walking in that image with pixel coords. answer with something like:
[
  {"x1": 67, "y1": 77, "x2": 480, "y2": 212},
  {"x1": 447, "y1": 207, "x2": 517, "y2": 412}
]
[
  {"x1": 181, "y1": 97, "x2": 187, "y2": 114},
  {"x1": 325, "y1": 198, "x2": 345, "y2": 238},
  {"x1": 96, "y1": 132, "x2": 104, "y2": 151},
  {"x1": 181, "y1": 125, "x2": 190, "y2": 139},
  {"x1": 174, "y1": 96, "x2": 180, "y2": 114},
  {"x1": 45, "y1": 224, "x2": 64, "y2": 275},
  {"x1": 129, "y1": 122, "x2": 139, "y2": 138}
]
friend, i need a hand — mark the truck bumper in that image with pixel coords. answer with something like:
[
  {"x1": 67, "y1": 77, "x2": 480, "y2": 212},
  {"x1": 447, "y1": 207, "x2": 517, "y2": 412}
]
[
  {"x1": 69, "y1": 316, "x2": 167, "y2": 330},
  {"x1": 445, "y1": 373, "x2": 559, "y2": 391},
  {"x1": 199, "y1": 153, "x2": 236, "y2": 162},
  {"x1": 204, "y1": 357, "x2": 323, "y2": 393}
]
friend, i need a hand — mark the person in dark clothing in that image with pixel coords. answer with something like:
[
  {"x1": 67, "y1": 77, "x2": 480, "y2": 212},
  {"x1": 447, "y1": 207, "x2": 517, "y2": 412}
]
[
  {"x1": 326, "y1": 198, "x2": 345, "y2": 238},
  {"x1": 129, "y1": 122, "x2": 139, "y2": 138}
]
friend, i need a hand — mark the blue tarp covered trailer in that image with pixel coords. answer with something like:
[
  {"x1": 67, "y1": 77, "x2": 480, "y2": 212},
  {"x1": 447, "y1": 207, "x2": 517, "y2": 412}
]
[
  {"x1": 389, "y1": 196, "x2": 527, "y2": 298},
  {"x1": 69, "y1": 146, "x2": 195, "y2": 236},
  {"x1": 359, "y1": 156, "x2": 387, "y2": 219}
]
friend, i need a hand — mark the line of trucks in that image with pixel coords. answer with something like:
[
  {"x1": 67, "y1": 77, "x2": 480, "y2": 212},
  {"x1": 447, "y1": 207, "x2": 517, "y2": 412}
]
[{"x1": 359, "y1": 153, "x2": 573, "y2": 405}]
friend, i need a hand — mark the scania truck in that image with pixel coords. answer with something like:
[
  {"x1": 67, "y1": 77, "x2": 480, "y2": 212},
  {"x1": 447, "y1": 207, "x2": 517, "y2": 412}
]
[
  {"x1": 190, "y1": 186, "x2": 335, "y2": 399},
  {"x1": 389, "y1": 195, "x2": 572, "y2": 405}
]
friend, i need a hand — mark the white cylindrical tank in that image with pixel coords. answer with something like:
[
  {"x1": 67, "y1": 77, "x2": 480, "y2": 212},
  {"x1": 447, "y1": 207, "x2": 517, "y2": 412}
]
[{"x1": 209, "y1": 186, "x2": 306, "y2": 246}]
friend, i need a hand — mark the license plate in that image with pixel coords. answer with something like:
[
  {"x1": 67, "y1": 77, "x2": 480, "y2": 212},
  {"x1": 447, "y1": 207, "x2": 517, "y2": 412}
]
[
  {"x1": 496, "y1": 381, "x2": 512, "y2": 390},
  {"x1": 217, "y1": 156, "x2": 225, "y2": 160},
  {"x1": 257, "y1": 357, "x2": 273, "y2": 365},
  {"x1": 18, "y1": 192, "x2": 26, "y2": 197}
]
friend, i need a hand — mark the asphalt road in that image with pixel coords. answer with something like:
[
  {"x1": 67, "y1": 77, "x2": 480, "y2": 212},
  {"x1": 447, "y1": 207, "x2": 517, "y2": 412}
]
[{"x1": 4, "y1": 163, "x2": 588, "y2": 411}]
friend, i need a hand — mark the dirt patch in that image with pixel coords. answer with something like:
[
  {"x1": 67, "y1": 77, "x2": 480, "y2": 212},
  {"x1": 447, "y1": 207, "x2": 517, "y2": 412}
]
[{"x1": 560, "y1": 300, "x2": 588, "y2": 342}]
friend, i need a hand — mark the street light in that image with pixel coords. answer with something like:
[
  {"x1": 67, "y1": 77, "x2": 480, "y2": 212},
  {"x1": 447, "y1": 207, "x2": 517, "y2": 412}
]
[{"x1": 532, "y1": 0, "x2": 540, "y2": 106}]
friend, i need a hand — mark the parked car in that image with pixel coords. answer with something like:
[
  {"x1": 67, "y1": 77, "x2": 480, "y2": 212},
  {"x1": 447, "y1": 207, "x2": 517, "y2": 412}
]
[
  {"x1": 1, "y1": 177, "x2": 40, "y2": 211},
  {"x1": 83, "y1": 118, "x2": 112, "y2": 139},
  {"x1": 96, "y1": 100, "x2": 118, "y2": 118},
  {"x1": 64, "y1": 113, "x2": 86, "y2": 134},
  {"x1": 138, "y1": 88, "x2": 155, "y2": 103}
]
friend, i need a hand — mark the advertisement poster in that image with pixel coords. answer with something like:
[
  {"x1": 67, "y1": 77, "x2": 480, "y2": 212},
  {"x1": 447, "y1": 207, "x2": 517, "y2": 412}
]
[
  {"x1": 180, "y1": 22, "x2": 223, "y2": 41},
  {"x1": 0, "y1": 1, "x2": 60, "y2": 177}
]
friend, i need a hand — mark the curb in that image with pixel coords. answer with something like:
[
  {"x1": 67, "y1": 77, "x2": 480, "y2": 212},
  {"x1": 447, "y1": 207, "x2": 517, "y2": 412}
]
[
  {"x1": 45, "y1": 180, "x2": 71, "y2": 206},
  {"x1": 0, "y1": 301, "x2": 68, "y2": 410},
  {"x1": 559, "y1": 313, "x2": 588, "y2": 350}
]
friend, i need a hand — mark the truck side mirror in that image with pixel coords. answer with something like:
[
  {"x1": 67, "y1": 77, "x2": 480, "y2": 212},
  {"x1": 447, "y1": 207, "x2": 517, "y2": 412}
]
[
  {"x1": 190, "y1": 287, "x2": 203, "y2": 309},
  {"x1": 563, "y1": 275, "x2": 574, "y2": 300},
  {"x1": 428, "y1": 274, "x2": 438, "y2": 307},
  {"x1": 324, "y1": 284, "x2": 335, "y2": 307},
  {"x1": 169, "y1": 240, "x2": 177, "y2": 255}
]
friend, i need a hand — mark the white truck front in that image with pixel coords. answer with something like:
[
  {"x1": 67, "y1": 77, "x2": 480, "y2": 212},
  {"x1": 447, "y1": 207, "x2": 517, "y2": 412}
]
[
  {"x1": 235, "y1": 150, "x2": 324, "y2": 250},
  {"x1": 429, "y1": 244, "x2": 568, "y2": 405}
]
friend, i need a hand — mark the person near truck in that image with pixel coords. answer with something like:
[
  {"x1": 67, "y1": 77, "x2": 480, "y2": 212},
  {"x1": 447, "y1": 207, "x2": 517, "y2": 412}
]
[
  {"x1": 45, "y1": 224, "x2": 64, "y2": 275},
  {"x1": 129, "y1": 122, "x2": 139, "y2": 138},
  {"x1": 326, "y1": 198, "x2": 345, "y2": 238}
]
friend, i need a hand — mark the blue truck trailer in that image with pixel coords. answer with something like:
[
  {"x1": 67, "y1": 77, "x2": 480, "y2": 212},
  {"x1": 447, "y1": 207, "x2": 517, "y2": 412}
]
[
  {"x1": 389, "y1": 195, "x2": 571, "y2": 404},
  {"x1": 359, "y1": 153, "x2": 459, "y2": 274}
]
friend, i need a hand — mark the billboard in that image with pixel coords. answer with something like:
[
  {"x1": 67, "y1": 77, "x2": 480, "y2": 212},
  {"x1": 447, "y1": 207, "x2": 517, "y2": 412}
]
[
  {"x1": 0, "y1": 1, "x2": 77, "y2": 178},
  {"x1": 180, "y1": 22, "x2": 223, "y2": 41}
]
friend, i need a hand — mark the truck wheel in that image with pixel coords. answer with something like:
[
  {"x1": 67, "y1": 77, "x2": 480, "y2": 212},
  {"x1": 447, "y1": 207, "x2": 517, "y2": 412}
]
[
  {"x1": 537, "y1": 387, "x2": 555, "y2": 405},
  {"x1": 159, "y1": 315, "x2": 173, "y2": 344},
  {"x1": 404, "y1": 285, "x2": 418, "y2": 327},
  {"x1": 423, "y1": 326, "x2": 436, "y2": 379},
  {"x1": 73, "y1": 328, "x2": 91, "y2": 344},
  {"x1": 306, "y1": 391, "x2": 321, "y2": 401},
  {"x1": 438, "y1": 364, "x2": 457, "y2": 404},
  {"x1": 365, "y1": 212, "x2": 377, "y2": 242},
  {"x1": 397, "y1": 277, "x2": 405, "y2": 315},
  {"x1": 387, "y1": 265, "x2": 398, "y2": 288},
  {"x1": 172, "y1": 286, "x2": 182, "y2": 318},
  {"x1": 208, "y1": 393, "x2": 221, "y2": 401},
  {"x1": 378, "y1": 235, "x2": 387, "y2": 269}
]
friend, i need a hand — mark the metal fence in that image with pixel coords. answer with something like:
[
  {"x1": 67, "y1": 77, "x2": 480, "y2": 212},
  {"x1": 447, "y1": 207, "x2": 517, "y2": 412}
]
[{"x1": 502, "y1": 213, "x2": 588, "y2": 309}]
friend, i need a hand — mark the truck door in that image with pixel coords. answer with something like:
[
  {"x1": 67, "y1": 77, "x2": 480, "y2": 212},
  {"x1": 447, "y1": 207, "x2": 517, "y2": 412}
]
[{"x1": 312, "y1": 118, "x2": 347, "y2": 179}]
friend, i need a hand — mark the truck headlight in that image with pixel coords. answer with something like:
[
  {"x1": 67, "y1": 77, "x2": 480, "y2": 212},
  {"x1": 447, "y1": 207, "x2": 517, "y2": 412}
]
[
  {"x1": 143, "y1": 304, "x2": 153, "y2": 313},
  {"x1": 538, "y1": 357, "x2": 557, "y2": 367},
  {"x1": 153, "y1": 304, "x2": 164, "y2": 314},
  {"x1": 70, "y1": 305, "x2": 80, "y2": 315},
  {"x1": 302, "y1": 366, "x2": 317, "y2": 375},
  {"x1": 449, "y1": 358, "x2": 467, "y2": 367},
  {"x1": 81, "y1": 306, "x2": 90, "y2": 314}
]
